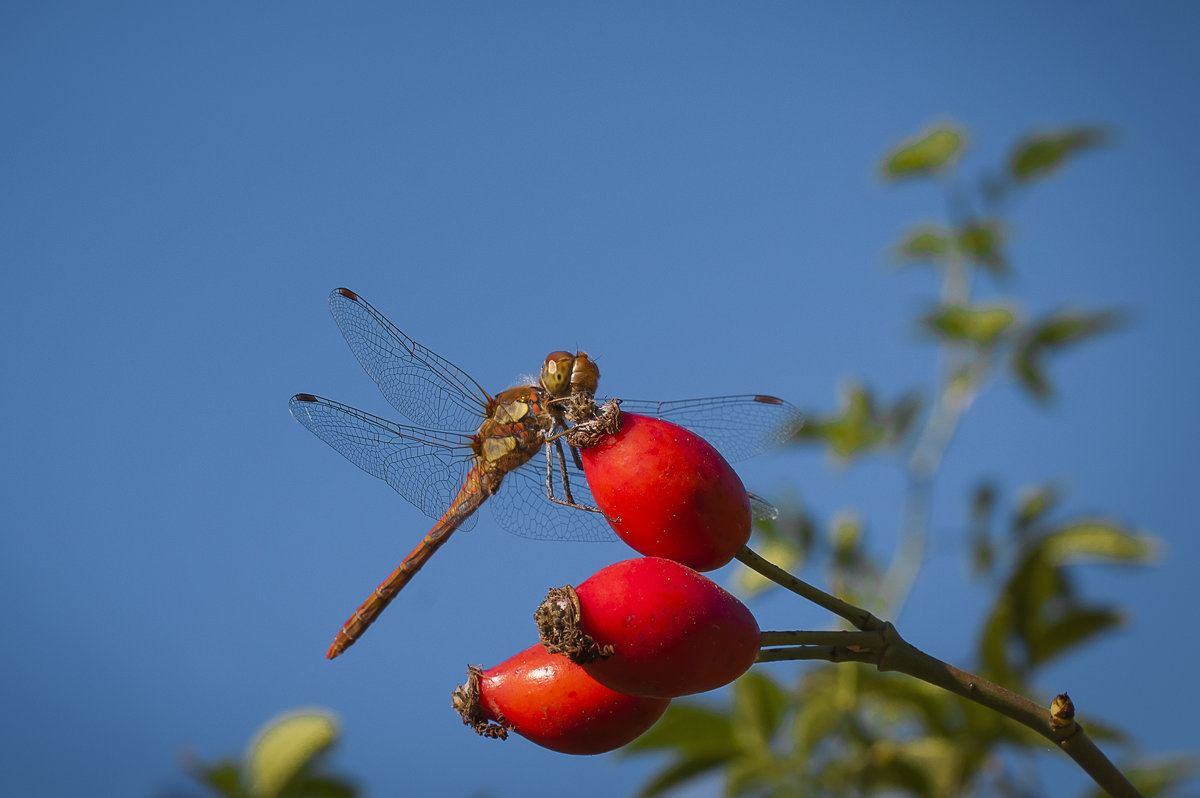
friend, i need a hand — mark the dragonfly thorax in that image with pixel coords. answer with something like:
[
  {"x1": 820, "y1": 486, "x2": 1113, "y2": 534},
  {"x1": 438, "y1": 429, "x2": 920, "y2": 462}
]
[{"x1": 475, "y1": 385, "x2": 556, "y2": 472}]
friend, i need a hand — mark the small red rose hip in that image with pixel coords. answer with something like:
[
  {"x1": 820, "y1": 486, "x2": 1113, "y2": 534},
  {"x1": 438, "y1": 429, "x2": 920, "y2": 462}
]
[
  {"x1": 536, "y1": 557, "x2": 761, "y2": 698},
  {"x1": 452, "y1": 642, "x2": 669, "y2": 755},
  {"x1": 579, "y1": 412, "x2": 752, "y2": 570}
]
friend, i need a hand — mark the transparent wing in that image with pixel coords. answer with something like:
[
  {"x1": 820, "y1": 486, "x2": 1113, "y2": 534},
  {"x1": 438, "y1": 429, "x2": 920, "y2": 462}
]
[
  {"x1": 748, "y1": 492, "x2": 780, "y2": 521},
  {"x1": 489, "y1": 452, "x2": 616, "y2": 543},
  {"x1": 289, "y1": 393, "x2": 480, "y2": 531},
  {"x1": 327, "y1": 288, "x2": 492, "y2": 432},
  {"x1": 620, "y1": 394, "x2": 804, "y2": 463},
  {"x1": 290, "y1": 394, "x2": 617, "y2": 541}
]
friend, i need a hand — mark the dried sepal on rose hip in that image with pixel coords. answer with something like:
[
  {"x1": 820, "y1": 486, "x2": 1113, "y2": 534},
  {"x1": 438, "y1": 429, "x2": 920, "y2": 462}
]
[
  {"x1": 536, "y1": 557, "x2": 761, "y2": 699},
  {"x1": 576, "y1": 412, "x2": 752, "y2": 570},
  {"x1": 452, "y1": 642, "x2": 669, "y2": 755}
]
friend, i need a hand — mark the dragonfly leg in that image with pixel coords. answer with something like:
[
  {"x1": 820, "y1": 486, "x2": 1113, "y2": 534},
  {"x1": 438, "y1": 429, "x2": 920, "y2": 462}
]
[
  {"x1": 542, "y1": 437, "x2": 603, "y2": 514},
  {"x1": 555, "y1": 437, "x2": 577, "y2": 505},
  {"x1": 543, "y1": 421, "x2": 596, "y2": 491},
  {"x1": 545, "y1": 493, "x2": 604, "y2": 514},
  {"x1": 543, "y1": 441, "x2": 557, "y2": 501}
]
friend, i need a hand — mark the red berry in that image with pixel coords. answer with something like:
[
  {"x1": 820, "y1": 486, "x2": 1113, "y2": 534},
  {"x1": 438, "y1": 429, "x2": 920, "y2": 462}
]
[
  {"x1": 580, "y1": 412, "x2": 751, "y2": 570},
  {"x1": 536, "y1": 557, "x2": 761, "y2": 698},
  {"x1": 452, "y1": 642, "x2": 669, "y2": 755}
]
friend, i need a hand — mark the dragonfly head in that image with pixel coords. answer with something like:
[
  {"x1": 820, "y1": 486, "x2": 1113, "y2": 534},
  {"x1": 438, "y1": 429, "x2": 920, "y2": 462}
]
[
  {"x1": 569, "y1": 352, "x2": 599, "y2": 396},
  {"x1": 541, "y1": 351, "x2": 599, "y2": 397}
]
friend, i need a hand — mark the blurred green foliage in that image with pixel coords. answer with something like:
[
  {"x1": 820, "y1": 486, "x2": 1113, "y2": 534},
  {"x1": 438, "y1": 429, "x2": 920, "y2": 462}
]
[
  {"x1": 922, "y1": 304, "x2": 1015, "y2": 348},
  {"x1": 625, "y1": 122, "x2": 1194, "y2": 797},
  {"x1": 1008, "y1": 128, "x2": 1108, "y2": 182},
  {"x1": 181, "y1": 710, "x2": 355, "y2": 798},
  {"x1": 796, "y1": 385, "x2": 920, "y2": 459},
  {"x1": 882, "y1": 123, "x2": 966, "y2": 179}
]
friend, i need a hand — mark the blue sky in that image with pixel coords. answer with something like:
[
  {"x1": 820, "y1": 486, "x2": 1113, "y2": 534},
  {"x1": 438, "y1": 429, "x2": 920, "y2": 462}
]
[{"x1": 2, "y1": 3, "x2": 1198, "y2": 796}]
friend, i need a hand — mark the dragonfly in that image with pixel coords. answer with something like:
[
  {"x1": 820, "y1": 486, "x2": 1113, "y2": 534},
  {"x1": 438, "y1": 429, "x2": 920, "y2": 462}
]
[{"x1": 290, "y1": 288, "x2": 804, "y2": 659}]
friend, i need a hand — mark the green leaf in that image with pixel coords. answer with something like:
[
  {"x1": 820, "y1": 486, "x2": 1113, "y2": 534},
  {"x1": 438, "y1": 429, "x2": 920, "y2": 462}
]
[
  {"x1": 725, "y1": 753, "x2": 795, "y2": 797},
  {"x1": 984, "y1": 521, "x2": 1153, "y2": 677},
  {"x1": 883, "y1": 123, "x2": 966, "y2": 179},
  {"x1": 792, "y1": 709, "x2": 839, "y2": 764},
  {"x1": 791, "y1": 667, "x2": 843, "y2": 758},
  {"x1": 1014, "y1": 484, "x2": 1059, "y2": 531},
  {"x1": 895, "y1": 226, "x2": 953, "y2": 262},
  {"x1": 1012, "y1": 346, "x2": 1051, "y2": 400},
  {"x1": 855, "y1": 669, "x2": 962, "y2": 738},
  {"x1": 967, "y1": 482, "x2": 997, "y2": 575},
  {"x1": 832, "y1": 512, "x2": 865, "y2": 570},
  {"x1": 195, "y1": 761, "x2": 243, "y2": 798},
  {"x1": 1038, "y1": 522, "x2": 1155, "y2": 565},
  {"x1": 987, "y1": 539, "x2": 1074, "y2": 677},
  {"x1": 1074, "y1": 716, "x2": 1128, "y2": 744},
  {"x1": 1008, "y1": 552, "x2": 1072, "y2": 649},
  {"x1": 623, "y1": 704, "x2": 736, "y2": 757},
  {"x1": 1027, "y1": 310, "x2": 1122, "y2": 349},
  {"x1": 923, "y1": 304, "x2": 1016, "y2": 348},
  {"x1": 245, "y1": 710, "x2": 339, "y2": 798},
  {"x1": 279, "y1": 775, "x2": 357, "y2": 798},
  {"x1": 1012, "y1": 309, "x2": 1122, "y2": 401},
  {"x1": 798, "y1": 386, "x2": 885, "y2": 458},
  {"x1": 798, "y1": 386, "x2": 921, "y2": 459},
  {"x1": 731, "y1": 671, "x2": 789, "y2": 748},
  {"x1": 870, "y1": 737, "x2": 965, "y2": 798},
  {"x1": 1027, "y1": 606, "x2": 1124, "y2": 667},
  {"x1": 1009, "y1": 127, "x2": 1107, "y2": 182},
  {"x1": 956, "y1": 221, "x2": 1006, "y2": 273},
  {"x1": 633, "y1": 754, "x2": 731, "y2": 798},
  {"x1": 978, "y1": 599, "x2": 1018, "y2": 685}
]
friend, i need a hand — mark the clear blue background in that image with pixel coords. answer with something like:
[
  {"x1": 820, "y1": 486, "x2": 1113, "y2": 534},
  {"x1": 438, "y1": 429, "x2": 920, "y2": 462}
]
[{"x1": 2, "y1": 4, "x2": 1197, "y2": 796}]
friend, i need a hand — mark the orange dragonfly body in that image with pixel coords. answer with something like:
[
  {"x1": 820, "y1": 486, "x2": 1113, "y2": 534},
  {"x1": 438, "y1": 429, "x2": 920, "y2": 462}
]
[{"x1": 291, "y1": 288, "x2": 802, "y2": 658}]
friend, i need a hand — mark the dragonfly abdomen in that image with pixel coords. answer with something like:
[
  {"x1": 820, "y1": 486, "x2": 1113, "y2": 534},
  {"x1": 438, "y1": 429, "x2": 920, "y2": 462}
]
[{"x1": 326, "y1": 470, "x2": 494, "y2": 659}]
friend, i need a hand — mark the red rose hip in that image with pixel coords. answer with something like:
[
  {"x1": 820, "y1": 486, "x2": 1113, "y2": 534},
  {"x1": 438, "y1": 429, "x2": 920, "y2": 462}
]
[
  {"x1": 452, "y1": 642, "x2": 669, "y2": 755},
  {"x1": 579, "y1": 412, "x2": 752, "y2": 570},
  {"x1": 536, "y1": 557, "x2": 761, "y2": 698}
]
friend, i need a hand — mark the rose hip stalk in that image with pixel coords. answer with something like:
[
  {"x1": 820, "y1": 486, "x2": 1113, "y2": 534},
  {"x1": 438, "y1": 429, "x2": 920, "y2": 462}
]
[
  {"x1": 452, "y1": 642, "x2": 669, "y2": 755},
  {"x1": 536, "y1": 557, "x2": 761, "y2": 698},
  {"x1": 578, "y1": 412, "x2": 752, "y2": 570}
]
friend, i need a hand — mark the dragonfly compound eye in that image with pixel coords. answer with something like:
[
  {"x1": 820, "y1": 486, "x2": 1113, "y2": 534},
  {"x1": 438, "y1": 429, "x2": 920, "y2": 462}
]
[{"x1": 541, "y1": 351, "x2": 576, "y2": 396}]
